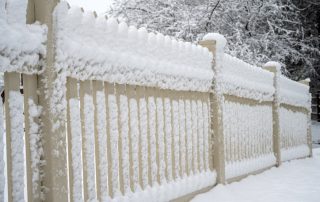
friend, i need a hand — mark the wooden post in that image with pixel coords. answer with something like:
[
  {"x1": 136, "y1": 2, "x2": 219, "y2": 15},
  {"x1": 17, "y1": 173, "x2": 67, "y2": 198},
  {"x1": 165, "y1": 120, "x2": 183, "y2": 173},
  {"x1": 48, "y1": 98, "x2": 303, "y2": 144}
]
[
  {"x1": 29, "y1": 0, "x2": 70, "y2": 201},
  {"x1": 264, "y1": 64, "x2": 281, "y2": 166},
  {"x1": 199, "y1": 36, "x2": 226, "y2": 184},
  {"x1": 299, "y1": 79, "x2": 313, "y2": 157},
  {"x1": 23, "y1": 74, "x2": 41, "y2": 202}
]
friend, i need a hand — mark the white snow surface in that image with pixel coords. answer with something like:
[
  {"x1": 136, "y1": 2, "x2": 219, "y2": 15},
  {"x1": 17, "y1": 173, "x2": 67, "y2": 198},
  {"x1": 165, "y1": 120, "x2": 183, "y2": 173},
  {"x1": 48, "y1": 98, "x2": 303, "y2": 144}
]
[
  {"x1": 0, "y1": 0, "x2": 46, "y2": 73},
  {"x1": 281, "y1": 145, "x2": 310, "y2": 162},
  {"x1": 112, "y1": 171, "x2": 216, "y2": 202},
  {"x1": 278, "y1": 75, "x2": 310, "y2": 108},
  {"x1": 219, "y1": 54, "x2": 274, "y2": 101},
  {"x1": 54, "y1": 2, "x2": 213, "y2": 92},
  {"x1": 225, "y1": 154, "x2": 276, "y2": 180},
  {"x1": 192, "y1": 149, "x2": 320, "y2": 202}
]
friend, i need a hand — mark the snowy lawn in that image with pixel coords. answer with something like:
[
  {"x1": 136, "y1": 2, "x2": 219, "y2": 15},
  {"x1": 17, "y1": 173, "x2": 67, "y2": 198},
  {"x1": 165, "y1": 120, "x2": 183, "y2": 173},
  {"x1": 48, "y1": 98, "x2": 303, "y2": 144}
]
[{"x1": 192, "y1": 148, "x2": 320, "y2": 202}]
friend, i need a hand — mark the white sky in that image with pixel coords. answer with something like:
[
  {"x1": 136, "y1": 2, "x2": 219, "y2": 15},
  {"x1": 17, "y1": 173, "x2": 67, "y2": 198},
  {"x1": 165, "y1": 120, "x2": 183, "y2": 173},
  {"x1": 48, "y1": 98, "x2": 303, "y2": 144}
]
[{"x1": 66, "y1": 0, "x2": 114, "y2": 14}]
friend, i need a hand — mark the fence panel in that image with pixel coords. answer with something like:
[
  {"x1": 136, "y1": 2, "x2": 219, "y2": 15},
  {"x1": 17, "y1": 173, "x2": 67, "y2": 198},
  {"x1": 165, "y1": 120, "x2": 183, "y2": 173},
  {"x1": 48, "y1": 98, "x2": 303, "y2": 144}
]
[
  {"x1": 65, "y1": 77, "x2": 215, "y2": 201},
  {"x1": 218, "y1": 54, "x2": 276, "y2": 182},
  {"x1": 278, "y1": 75, "x2": 311, "y2": 162}
]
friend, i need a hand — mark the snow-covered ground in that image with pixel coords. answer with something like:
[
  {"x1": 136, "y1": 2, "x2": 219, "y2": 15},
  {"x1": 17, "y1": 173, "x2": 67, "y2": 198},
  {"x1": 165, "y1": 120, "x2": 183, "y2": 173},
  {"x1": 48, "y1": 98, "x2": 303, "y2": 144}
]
[{"x1": 192, "y1": 148, "x2": 320, "y2": 202}]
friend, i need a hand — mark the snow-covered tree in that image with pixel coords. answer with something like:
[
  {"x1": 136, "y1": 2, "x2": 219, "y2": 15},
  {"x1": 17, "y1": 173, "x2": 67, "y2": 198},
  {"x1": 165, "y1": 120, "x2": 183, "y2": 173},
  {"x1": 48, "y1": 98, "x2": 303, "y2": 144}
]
[{"x1": 109, "y1": 0, "x2": 320, "y2": 80}]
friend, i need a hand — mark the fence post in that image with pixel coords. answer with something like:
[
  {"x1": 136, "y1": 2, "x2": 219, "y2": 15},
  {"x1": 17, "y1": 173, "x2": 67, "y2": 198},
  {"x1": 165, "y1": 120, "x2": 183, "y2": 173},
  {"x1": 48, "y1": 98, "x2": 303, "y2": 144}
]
[
  {"x1": 299, "y1": 79, "x2": 313, "y2": 157},
  {"x1": 30, "y1": 0, "x2": 69, "y2": 201},
  {"x1": 263, "y1": 62, "x2": 281, "y2": 166},
  {"x1": 199, "y1": 33, "x2": 226, "y2": 184}
]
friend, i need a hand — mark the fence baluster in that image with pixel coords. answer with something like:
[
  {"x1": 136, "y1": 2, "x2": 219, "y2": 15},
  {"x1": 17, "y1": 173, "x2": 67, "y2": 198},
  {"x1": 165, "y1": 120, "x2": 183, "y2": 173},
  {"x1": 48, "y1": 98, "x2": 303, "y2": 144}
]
[
  {"x1": 4, "y1": 72, "x2": 23, "y2": 202},
  {"x1": 23, "y1": 74, "x2": 41, "y2": 201}
]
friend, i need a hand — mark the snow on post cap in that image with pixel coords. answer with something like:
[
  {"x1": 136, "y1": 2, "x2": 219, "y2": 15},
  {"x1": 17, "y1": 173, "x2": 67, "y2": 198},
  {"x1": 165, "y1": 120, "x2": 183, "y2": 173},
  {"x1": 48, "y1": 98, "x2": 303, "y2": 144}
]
[
  {"x1": 299, "y1": 78, "x2": 310, "y2": 85},
  {"x1": 202, "y1": 33, "x2": 226, "y2": 49},
  {"x1": 263, "y1": 61, "x2": 281, "y2": 73}
]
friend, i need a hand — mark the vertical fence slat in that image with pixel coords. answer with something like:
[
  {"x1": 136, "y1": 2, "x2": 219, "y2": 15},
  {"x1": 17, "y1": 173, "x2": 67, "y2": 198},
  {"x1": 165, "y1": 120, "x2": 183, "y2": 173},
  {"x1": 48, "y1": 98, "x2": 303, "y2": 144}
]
[
  {"x1": 203, "y1": 93, "x2": 210, "y2": 171},
  {"x1": 66, "y1": 77, "x2": 80, "y2": 201},
  {"x1": 4, "y1": 72, "x2": 23, "y2": 202},
  {"x1": 146, "y1": 87, "x2": 158, "y2": 185},
  {"x1": 185, "y1": 97, "x2": 193, "y2": 175},
  {"x1": 197, "y1": 95, "x2": 204, "y2": 172},
  {"x1": 23, "y1": 74, "x2": 40, "y2": 202},
  {"x1": 172, "y1": 91, "x2": 180, "y2": 179},
  {"x1": 79, "y1": 80, "x2": 89, "y2": 201},
  {"x1": 179, "y1": 92, "x2": 186, "y2": 177},
  {"x1": 0, "y1": 88, "x2": 4, "y2": 202},
  {"x1": 105, "y1": 82, "x2": 121, "y2": 197},
  {"x1": 164, "y1": 93, "x2": 173, "y2": 182},
  {"x1": 136, "y1": 86, "x2": 149, "y2": 189},
  {"x1": 80, "y1": 80, "x2": 97, "y2": 200},
  {"x1": 156, "y1": 89, "x2": 166, "y2": 183},
  {"x1": 104, "y1": 83, "x2": 113, "y2": 197},
  {"x1": 116, "y1": 84, "x2": 131, "y2": 194},
  {"x1": 92, "y1": 80, "x2": 107, "y2": 200},
  {"x1": 191, "y1": 95, "x2": 199, "y2": 173},
  {"x1": 127, "y1": 85, "x2": 140, "y2": 191}
]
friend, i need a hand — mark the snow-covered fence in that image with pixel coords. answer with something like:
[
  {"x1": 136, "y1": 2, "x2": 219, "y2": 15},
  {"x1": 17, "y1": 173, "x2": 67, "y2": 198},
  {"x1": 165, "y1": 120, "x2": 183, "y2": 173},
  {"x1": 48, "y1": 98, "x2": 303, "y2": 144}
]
[
  {"x1": 220, "y1": 55, "x2": 276, "y2": 181},
  {"x1": 264, "y1": 64, "x2": 312, "y2": 163},
  {"x1": 0, "y1": 0, "x2": 313, "y2": 201},
  {"x1": 65, "y1": 78, "x2": 215, "y2": 201},
  {"x1": 55, "y1": 2, "x2": 216, "y2": 201},
  {"x1": 200, "y1": 35, "x2": 312, "y2": 184},
  {"x1": 200, "y1": 37, "x2": 276, "y2": 182}
]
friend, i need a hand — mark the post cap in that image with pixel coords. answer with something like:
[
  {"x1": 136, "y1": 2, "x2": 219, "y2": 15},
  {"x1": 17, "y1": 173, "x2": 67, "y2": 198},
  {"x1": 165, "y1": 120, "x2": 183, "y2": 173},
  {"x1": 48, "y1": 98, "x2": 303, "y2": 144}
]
[
  {"x1": 299, "y1": 78, "x2": 310, "y2": 86},
  {"x1": 263, "y1": 61, "x2": 282, "y2": 74},
  {"x1": 201, "y1": 33, "x2": 226, "y2": 53}
]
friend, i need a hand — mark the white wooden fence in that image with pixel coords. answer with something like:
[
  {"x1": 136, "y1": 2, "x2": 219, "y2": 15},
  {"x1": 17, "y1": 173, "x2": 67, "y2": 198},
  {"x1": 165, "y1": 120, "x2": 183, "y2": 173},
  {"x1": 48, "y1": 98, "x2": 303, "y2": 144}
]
[{"x1": 0, "y1": 0, "x2": 312, "y2": 201}]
